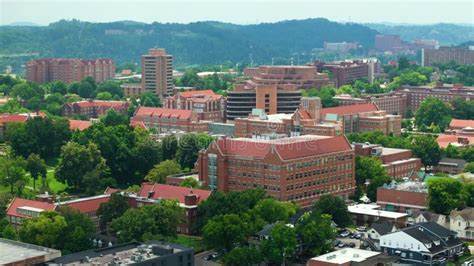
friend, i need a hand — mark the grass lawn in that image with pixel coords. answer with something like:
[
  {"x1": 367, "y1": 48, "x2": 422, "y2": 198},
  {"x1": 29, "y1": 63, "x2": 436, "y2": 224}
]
[
  {"x1": 174, "y1": 235, "x2": 205, "y2": 253},
  {"x1": 25, "y1": 169, "x2": 68, "y2": 194}
]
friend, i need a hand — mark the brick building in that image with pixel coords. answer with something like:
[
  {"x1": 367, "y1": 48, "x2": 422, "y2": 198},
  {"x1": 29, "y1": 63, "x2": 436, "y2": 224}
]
[
  {"x1": 322, "y1": 60, "x2": 369, "y2": 87},
  {"x1": 353, "y1": 143, "x2": 422, "y2": 179},
  {"x1": 26, "y1": 58, "x2": 115, "y2": 84},
  {"x1": 196, "y1": 135, "x2": 355, "y2": 208},
  {"x1": 376, "y1": 181, "x2": 428, "y2": 214},
  {"x1": 165, "y1": 90, "x2": 225, "y2": 122},
  {"x1": 0, "y1": 112, "x2": 45, "y2": 140},
  {"x1": 335, "y1": 93, "x2": 407, "y2": 116},
  {"x1": 422, "y1": 46, "x2": 474, "y2": 67},
  {"x1": 128, "y1": 183, "x2": 211, "y2": 235},
  {"x1": 62, "y1": 100, "x2": 129, "y2": 119},
  {"x1": 121, "y1": 83, "x2": 143, "y2": 97},
  {"x1": 131, "y1": 106, "x2": 209, "y2": 133},
  {"x1": 243, "y1": 65, "x2": 330, "y2": 90},
  {"x1": 226, "y1": 84, "x2": 302, "y2": 120},
  {"x1": 375, "y1": 35, "x2": 403, "y2": 52},
  {"x1": 141, "y1": 48, "x2": 174, "y2": 97},
  {"x1": 234, "y1": 99, "x2": 401, "y2": 138}
]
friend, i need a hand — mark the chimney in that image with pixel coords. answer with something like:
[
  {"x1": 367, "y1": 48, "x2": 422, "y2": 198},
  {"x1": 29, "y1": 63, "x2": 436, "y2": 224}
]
[
  {"x1": 458, "y1": 137, "x2": 469, "y2": 145},
  {"x1": 147, "y1": 190, "x2": 155, "y2": 199},
  {"x1": 184, "y1": 192, "x2": 199, "y2": 206}
]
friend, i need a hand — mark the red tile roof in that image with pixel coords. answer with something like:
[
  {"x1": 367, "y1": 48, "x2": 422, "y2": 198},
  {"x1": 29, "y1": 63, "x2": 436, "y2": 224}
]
[
  {"x1": 0, "y1": 114, "x2": 29, "y2": 124},
  {"x1": 437, "y1": 134, "x2": 474, "y2": 148},
  {"x1": 130, "y1": 118, "x2": 147, "y2": 129},
  {"x1": 179, "y1": 90, "x2": 216, "y2": 98},
  {"x1": 134, "y1": 106, "x2": 193, "y2": 120},
  {"x1": 104, "y1": 187, "x2": 120, "y2": 195},
  {"x1": 6, "y1": 198, "x2": 57, "y2": 218},
  {"x1": 450, "y1": 119, "x2": 474, "y2": 129},
  {"x1": 138, "y1": 183, "x2": 211, "y2": 205},
  {"x1": 59, "y1": 195, "x2": 110, "y2": 214},
  {"x1": 215, "y1": 135, "x2": 352, "y2": 160},
  {"x1": 69, "y1": 120, "x2": 92, "y2": 131},
  {"x1": 320, "y1": 103, "x2": 378, "y2": 118},
  {"x1": 73, "y1": 100, "x2": 128, "y2": 108}
]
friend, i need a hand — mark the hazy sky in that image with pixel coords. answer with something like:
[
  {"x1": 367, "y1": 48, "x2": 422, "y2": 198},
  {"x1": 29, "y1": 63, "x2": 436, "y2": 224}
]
[{"x1": 1, "y1": 0, "x2": 473, "y2": 25}]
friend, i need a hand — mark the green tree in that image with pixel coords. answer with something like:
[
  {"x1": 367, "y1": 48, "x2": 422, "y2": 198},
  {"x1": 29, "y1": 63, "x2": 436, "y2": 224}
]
[
  {"x1": 26, "y1": 153, "x2": 47, "y2": 190},
  {"x1": 463, "y1": 183, "x2": 474, "y2": 207},
  {"x1": 412, "y1": 135, "x2": 442, "y2": 168},
  {"x1": 50, "y1": 80, "x2": 68, "y2": 95},
  {"x1": 297, "y1": 213, "x2": 335, "y2": 256},
  {"x1": 203, "y1": 213, "x2": 251, "y2": 252},
  {"x1": 145, "y1": 160, "x2": 182, "y2": 183},
  {"x1": 99, "y1": 108, "x2": 129, "y2": 126},
  {"x1": 253, "y1": 198, "x2": 297, "y2": 224},
  {"x1": 140, "y1": 92, "x2": 162, "y2": 107},
  {"x1": 78, "y1": 81, "x2": 94, "y2": 98},
  {"x1": 97, "y1": 81, "x2": 124, "y2": 98},
  {"x1": 398, "y1": 57, "x2": 410, "y2": 70},
  {"x1": 0, "y1": 156, "x2": 27, "y2": 194},
  {"x1": 59, "y1": 207, "x2": 95, "y2": 254},
  {"x1": 176, "y1": 133, "x2": 214, "y2": 169},
  {"x1": 464, "y1": 162, "x2": 474, "y2": 173},
  {"x1": 10, "y1": 82, "x2": 44, "y2": 101},
  {"x1": 68, "y1": 82, "x2": 80, "y2": 94},
  {"x1": 355, "y1": 156, "x2": 391, "y2": 201},
  {"x1": 261, "y1": 222, "x2": 297, "y2": 265},
  {"x1": 55, "y1": 142, "x2": 110, "y2": 193},
  {"x1": 451, "y1": 97, "x2": 474, "y2": 120},
  {"x1": 312, "y1": 195, "x2": 351, "y2": 227},
  {"x1": 111, "y1": 200, "x2": 183, "y2": 243},
  {"x1": 415, "y1": 97, "x2": 452, "y2": 131},
  {"x1": 0, "y1": 218, "x2": 17, "y2": 240},
  {"x1": 161, "y1": 135, "x2": 178, "y2": 160},
  {"x1": 96, "y1": 91, "x2": 113, "y2": 100},
  {"x1": 302, "y1": 86, "x2": 338, "y2": 107},
  {"x1": 367, "y1": 175, "x2": 392, "y2": 202},
  {"x1": 181, "y1": 177, "x2": 199, "y2": 188},
  {"x1": 97, "y1": 193, "x2": 130, "y2": 231},
  {"x1": 427, "y1": 177, "x2": 465, "y2": 215},
  {"x1": 18, "y1": 211, "x2": 67, "y2": 250},
  {"x1": 223, "y1": 246, "x2": 263, "y2": 266}
]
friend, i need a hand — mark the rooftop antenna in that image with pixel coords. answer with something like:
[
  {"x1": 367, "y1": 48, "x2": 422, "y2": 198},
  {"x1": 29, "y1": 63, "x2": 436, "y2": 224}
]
[
  {"x1": 290, "y1": 57, "x2": 294, "y2": 66},
  {"x1": 271, "y1": 57, "x2": 274, "y2": 66}
]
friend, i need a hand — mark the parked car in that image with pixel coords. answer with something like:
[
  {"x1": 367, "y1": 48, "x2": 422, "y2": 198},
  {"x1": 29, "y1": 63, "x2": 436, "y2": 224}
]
[
  {"x1": 348, "y1": 242, "x2": 356, "y2": 248},
  {"x1": 337, "y1": 242, "x2": 346, "y2": 248},
  {"x1": 354, "y1": 233, "x2": 362, "y2": 239},
  {"x1": 333, "y1": 240, "x2": 342, "y2": 247},
  {"x1": 340, "y1": 231, "x2": 350, "y2": 237}
]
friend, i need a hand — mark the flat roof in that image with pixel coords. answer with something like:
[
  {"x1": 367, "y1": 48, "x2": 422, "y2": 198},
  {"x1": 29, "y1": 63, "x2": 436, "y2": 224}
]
[
  {"x1": 0, "y1": 238, "x2": 61, "y2": 264},
  {"x1": 310, "y1": 248, "x2": 380, "y2": 264},
  {"x1": 348, "y1": 204, "x2": 408, "y2": 219}
]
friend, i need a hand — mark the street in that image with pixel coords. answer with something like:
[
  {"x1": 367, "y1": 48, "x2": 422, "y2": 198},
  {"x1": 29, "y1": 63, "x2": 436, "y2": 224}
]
[{"x1": 195, "y1": 250, "x2": 221, "y2": 266}]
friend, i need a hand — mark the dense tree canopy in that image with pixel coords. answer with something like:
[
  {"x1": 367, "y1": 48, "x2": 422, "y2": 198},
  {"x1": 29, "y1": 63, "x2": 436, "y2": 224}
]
[
  {"x1": 412, "y1": 135, "x2": 442, "y2": 168},
  {"x1": 261, "y1": 222, "x2": 297, "y2": 265},
  {"x1": 296, "y1": 213, "x2": 335, "y2": 256},
  {"x1": 415, "y1": 97, "x2": 452, "y2": 131},
  {"x1": 144, "y1": 160, "x2": 182, "y2": 183},
  {"x1": 97, "y1": 193, "x2": 130, "y2": 231},
  {"x1": 26, "y1": 153, "x2": 47, "y2": 190},
  {"x1": 427, "y1": 177, "x2": 466, "y2": 215},
  {"x1": 312, "y1": 195, "x2": 352, "y2": 227},
  {"x1": 303, "y1": 86, "x2": 338, "y2": 107}
]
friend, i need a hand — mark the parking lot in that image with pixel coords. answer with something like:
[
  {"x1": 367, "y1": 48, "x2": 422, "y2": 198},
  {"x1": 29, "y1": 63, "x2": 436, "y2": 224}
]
[{"x1": 334, "y1": 229, "x2": 365, "y2": 249}]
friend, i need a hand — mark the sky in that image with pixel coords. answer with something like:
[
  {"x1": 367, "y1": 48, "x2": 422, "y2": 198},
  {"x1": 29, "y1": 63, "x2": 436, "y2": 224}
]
[{"x1": 0, "y1": 0, "x2": 473, "y2": 26}]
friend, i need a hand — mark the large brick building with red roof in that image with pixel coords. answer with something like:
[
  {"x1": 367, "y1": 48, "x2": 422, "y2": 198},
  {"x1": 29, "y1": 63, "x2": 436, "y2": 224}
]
[
  {"x1": 196, "y1": 135, "x2": 355, "y2": 208},
  {"x1": 131, "y1": 106, "x2": 209, "y2": 133},
  {"x1": 62, "y1": 100, "x2": 129, "y2": 119},
  {"x1": 164, "y1": 90, "x2": 225, "y2": 122}
]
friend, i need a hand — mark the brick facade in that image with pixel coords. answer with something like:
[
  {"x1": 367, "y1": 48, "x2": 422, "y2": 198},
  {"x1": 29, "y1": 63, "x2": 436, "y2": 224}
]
[
  {"x1": 62, "y1": 100, "x2": 129, "y2": 119},
  {"x1": 165, "y1": 90, "x2": 225, "y2": 122}
]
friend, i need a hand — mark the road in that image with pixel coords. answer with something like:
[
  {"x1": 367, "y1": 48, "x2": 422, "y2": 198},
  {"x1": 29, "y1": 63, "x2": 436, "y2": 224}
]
[
  {"x1": 195, "y1": 250, "x2": 221, "y2": 266},
  {"x1": 335, "y1": 236, "x2": 363, "y2": 249}
]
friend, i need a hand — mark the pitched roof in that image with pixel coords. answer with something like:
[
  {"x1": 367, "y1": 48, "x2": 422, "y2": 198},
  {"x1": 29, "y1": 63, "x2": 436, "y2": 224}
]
[
  {"x1": 138, "y1": 183, "x2": 211, "y2": 205},
  {"x1": 450, "y1": 208, "x2": 474, "y2": 221},
  {"x1": 179, "y1": 90, "x2": 216, "y2": 98},
  {"x1": 73, "y1": 101, "x2": 128, "y2": 108},
  {"x1": 320, "y1": 103, "x2": 378, "y2": 118},
  {"x1": 69, "y1": 120, "x2": 92, "y2": 131},
  {"x1": 371, "y1": 221, "x2": 395, "y2": 236},
  {"x1": 416, "y1": 222, "x2": 455, "y2": 238},
  {"x1": 58, "y1": 195, "x2": 110, "y2": 214},
  {"x1": 437, "y1": 134, "x2": 474, "y2": 148},
  {"x1": 134, "y1": 106, "x2": 192, "y2": 120},
  {"x1": 450, "y1": 119, "x2": 474, "y2": 129},
  {"x1": 0, "y1": 114, "x2": 29, "y2": 124},
  {"x1": 6, "y1": 198, "x2": 57, "y2": 218},
  {"x1": 214, "y1": 135, "x2": 352, "y2": 160}
]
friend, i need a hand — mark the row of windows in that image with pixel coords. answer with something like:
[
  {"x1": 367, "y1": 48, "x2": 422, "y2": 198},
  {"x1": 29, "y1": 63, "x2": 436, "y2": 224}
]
[
  {"x1": 287, "y1": 174, "x2": 352, "y2": 191},
  {"x1": 228, "y1": 180, "x2": 281, "y2": 192},
  {"x1": 287, "y1": 183, "x2": 352, "y2": 201},
  {"x1": 287, "y1": 164, "x2": 352, "y2": 180}
]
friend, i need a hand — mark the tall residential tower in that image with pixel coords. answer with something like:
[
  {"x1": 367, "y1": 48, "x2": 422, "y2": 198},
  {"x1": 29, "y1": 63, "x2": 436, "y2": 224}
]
[{"x1": 141, "y1": 48, "x2": 174, "y2": 97}]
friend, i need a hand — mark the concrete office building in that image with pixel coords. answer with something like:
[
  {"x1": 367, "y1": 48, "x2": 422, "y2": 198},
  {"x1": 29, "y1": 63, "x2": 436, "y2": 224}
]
[
  {"x1": 196, "y1": 135, "x2": 355, "y2": 208},
  {"x1": 26, "y1": 58, "x2": 115, "y2": 84},
  {"x1": 141, "y1": 48, "x2": 174, "y2": 97},
  {"x1": 375, "y1": 35, "x2": 403, "y2": 52},
  {"x1": 323, "y1": 41, "x2": 359, "y2": 53},
  {"x1": 422, "y1": 46, "x2": 474, "y2": 67}
]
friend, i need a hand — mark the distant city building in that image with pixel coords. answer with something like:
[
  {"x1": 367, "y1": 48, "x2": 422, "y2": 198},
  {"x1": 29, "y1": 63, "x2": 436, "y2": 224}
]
[
  {"x1": 422, "y1": 46, "x2": 474, "y2": 67},
  {"x1": 233, "y1": 100, "x2": 401, "y2": 138},
  {"x1": 141, "y1": 48, "x2": 174, "y2": 97},
  {"x1": 323, "y1": 41, "x2": 359, "y2": 53},
  {"x1": 26, "y1": 58, "x2": 115, "y2": 84},
  {"x1": 196, "y1": 135, "x2": 355, "y2": 208},
  {"x1": 353, "y1": 143, "x2": 421, "y2": 179},
  {"x1": 394, "y1": 83, "x2": 474, "y2": 113},
  {"x1": 335, "y1": 93, "x2": 407, "y2": 116},
  {"x1": 0, "y1": 238, "x2": 61, "y2": 266},
  {"x1": 62, "y1": 100, "x2": 129, "y2": 119},
  {"x1": 243, "y1": 65, "x2": 330, "y2": 90},
  {"x1": 131, "y1": 106, "x2": 210, "y2": 133},
  {"x1": 226, "y1": 84, "x2": 302, "y2": 120},
  {"x1": 376, "y1": 181, "x2": 428, "y2": 214},
  {"x1": 410, "y1": 39, "x2": 439, "y2": 50},
  {"x1": 320, "y1": 60, "x2": 370, "y2": 87},
  {"x1": 121, "y1": 83, "x2": 144, "y2": 97},
  {"x1": 165, "y1": 90, "x2": 225, "y2": 122},
  {"x1": 45, "y1": 240, "x2": 194, "y2": 266},
  {"x1": 375, "y1": 35, "x2": 403, "y2": 52}
]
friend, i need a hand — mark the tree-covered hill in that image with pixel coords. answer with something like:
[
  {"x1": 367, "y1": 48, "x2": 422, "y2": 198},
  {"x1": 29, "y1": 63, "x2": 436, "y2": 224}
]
[{"x1": 0, "y1": 18, "x2": 378, "y2": 71}]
